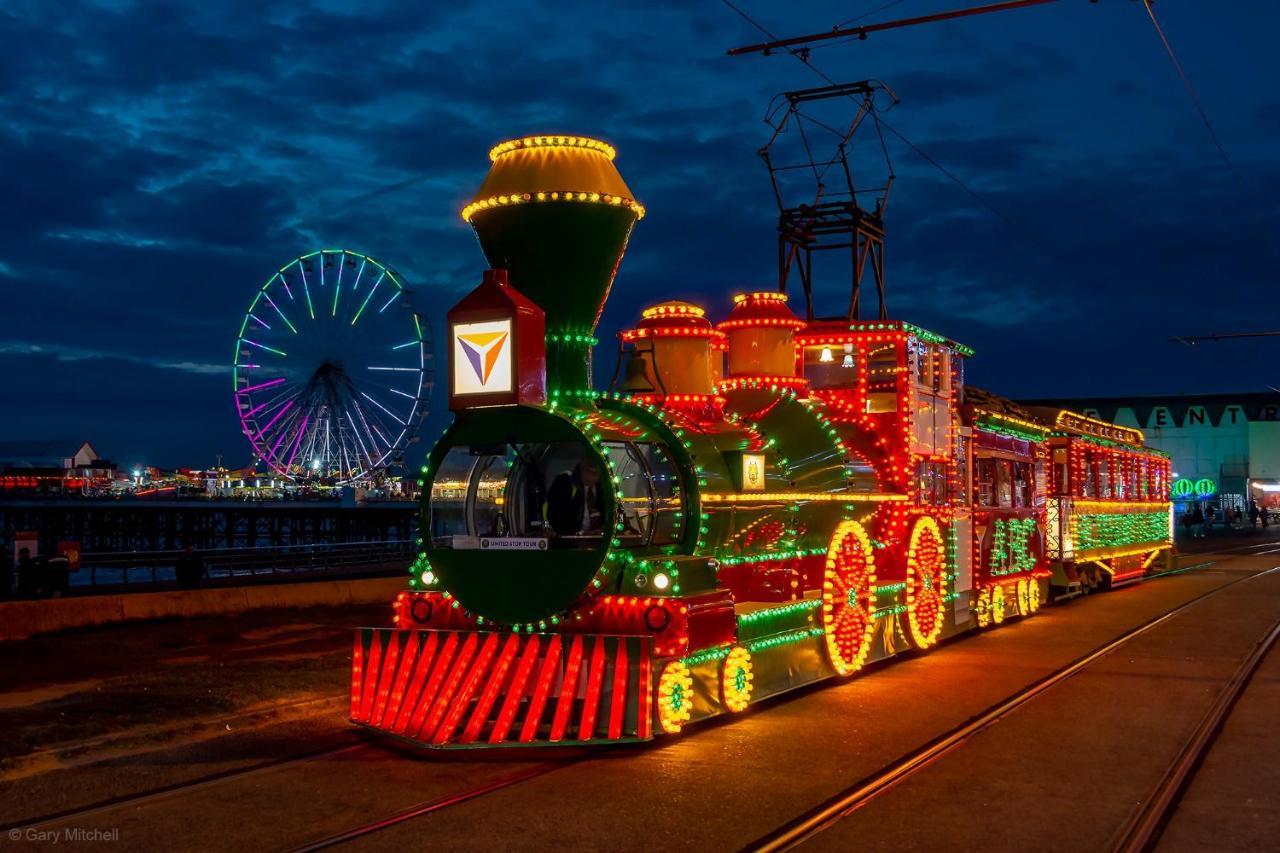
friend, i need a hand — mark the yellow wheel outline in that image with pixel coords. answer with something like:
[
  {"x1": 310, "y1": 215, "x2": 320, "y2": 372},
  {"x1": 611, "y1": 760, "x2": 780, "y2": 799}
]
[
  {"x1": 906, "y1": 516, "x2": 948, "y2": 649},
  {"x1": 657, "y1": 660, "x2": 694, "y2": 734},
  {"x1": 820, "y1": 520, "x2": 877, "y2": 676},
  {"x1": 991, "y1": 584, "x2": 1007, "y2": 625},
  {"x1": 721, "y1": 646, "x2": 754, "y2": 713},
  {"x1": 1016, "y1": 578, "x2": 1031, "y2": 615},
  {"x1": 1027, "y1": 577, "x2": 1042, "y2": 613},
  {"x1": 976, "y1": 587, "x2": 992, "y2": 628}
]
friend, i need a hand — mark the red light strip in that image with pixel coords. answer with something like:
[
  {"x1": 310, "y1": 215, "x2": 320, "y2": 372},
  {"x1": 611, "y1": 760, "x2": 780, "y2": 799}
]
[
  {"x1": 358, "y1": 633, "x2": 384, "y2": 723},
  {"x1": 418, "y1": 633, "x2": 479, "y2": 740},
  {"x1": 349, "y1": 633, "x2": 364, "y2": 721},
  {"x1": 490, "y1": 636, "x2": 543, "y2": 744},
  {"x1": 406, "y1": 632, "x2": 459, "y2": 737},
  {"x1": 392, "y1": 632, "x2": 439, "y2": 734},
  {"x1": 717, "y1": 317, "x2": 807, "y2": 330},
  {"x1": 520, "y1": 635, "x2": 563, "y2": 743},
  {"x1": 460, "y1": 634, "x2": 522, "y2": 744},
  {"x1": 370, "y1": 633, "x2": 402, "y2": 727},
  {"x1": 637, "y1": 644, "x2": 653, "y2": 740},
  {"x1": 608, "y1": 640, "x2": 630, "y2": 740},
  {"x1": 550, "y1": 635, "x2": 586, "y2": 742},
  {"x1": 620, "y1": 326, "x2": 725, "y2": 341},
  {"x1": 433, "y1": 633, "x2": 500, "y2": 744},
  {"x1": 380, "y1": 633, "x2": 422, "y2": 729},
  {"x1": 578, "y1": 637, "x2": 609, "y2": 740}
]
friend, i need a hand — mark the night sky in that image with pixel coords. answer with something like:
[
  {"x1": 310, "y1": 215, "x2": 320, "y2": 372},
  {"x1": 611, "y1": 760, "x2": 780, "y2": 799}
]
[{"x1": 2, "y1": 1, "x2": 1276, "y2": 471}]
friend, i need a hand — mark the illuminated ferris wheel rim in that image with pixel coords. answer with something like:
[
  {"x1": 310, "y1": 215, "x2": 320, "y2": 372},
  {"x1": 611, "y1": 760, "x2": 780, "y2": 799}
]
[{"x1": 232, "y1": 248, "x2": 433, "y2": 484}]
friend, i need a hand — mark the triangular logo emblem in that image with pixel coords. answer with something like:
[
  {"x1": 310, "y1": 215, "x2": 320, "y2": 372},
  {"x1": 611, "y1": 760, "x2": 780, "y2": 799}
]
[{"x1": 457, "y1": 330, "x2": 509, "y2": 385}]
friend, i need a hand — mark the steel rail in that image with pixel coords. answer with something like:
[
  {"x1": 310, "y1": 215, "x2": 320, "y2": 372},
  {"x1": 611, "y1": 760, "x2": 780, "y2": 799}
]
[
  {"x1": 740, "y1": 564, "x2": 1280, "y2": 852},
  {"x1": 1, "y1": 738, "x2": 369, "y2": 834},
  {"x1": 283, "y1": 763, "x2": 567, "y2": 852},
  {"x1": 1110, "y1": 617, "x2": 1280, "y2": 852}
]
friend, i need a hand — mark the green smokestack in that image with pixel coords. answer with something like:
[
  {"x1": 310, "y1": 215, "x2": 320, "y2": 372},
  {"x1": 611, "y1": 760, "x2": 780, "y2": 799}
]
[{"x1": 462, "y1": 136, "x2": 644, "y2": 391}]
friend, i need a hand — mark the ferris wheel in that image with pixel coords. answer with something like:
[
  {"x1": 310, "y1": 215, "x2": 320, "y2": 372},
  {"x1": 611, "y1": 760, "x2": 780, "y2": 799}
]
[{"x1": 233, "y1": 249, "x2": 433, "y2": 483}]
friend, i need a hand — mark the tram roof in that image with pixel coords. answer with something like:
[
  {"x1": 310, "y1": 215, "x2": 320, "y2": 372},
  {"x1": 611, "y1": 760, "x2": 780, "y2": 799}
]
[{"x1": 798, "y1": 318, "x2": 973, "y2": 357}]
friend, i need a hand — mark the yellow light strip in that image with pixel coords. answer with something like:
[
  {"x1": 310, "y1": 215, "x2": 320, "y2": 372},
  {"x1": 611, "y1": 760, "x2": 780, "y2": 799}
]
[
  {"x1": 1055, "y1": 409, "x2": 1144, "y2": 444},
  {"x1": 732, "y1": 291, "x2": 789, "y2": 304},
  {"x1": 1072, "y1": 500, "x2": 1170, "y2": 512},
  {"x1": 1080, "y1": 543, "x2": 1171, "y2": 562},
  {"x1": 488, "y1": 135, "x2": 616, "y2": 162},
  {"x1": 700, "y1": 491, "x2": 907, "y2": 504},
  {"x1": 462, "y1": 190, "x2": 645, "y2": 222},
  {"x1": 973, "y1": 408, "x2": 1051, "y2": 436},
  {"x1": 641, "y1": 302, "x2": 706, "y2": 320}
]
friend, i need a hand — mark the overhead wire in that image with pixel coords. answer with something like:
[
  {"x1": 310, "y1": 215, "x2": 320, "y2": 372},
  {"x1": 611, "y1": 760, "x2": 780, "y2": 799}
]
[
  {"x1": 722, "y1": 0, "x2": 1061, "y2": 259},
  {"x1": 1140, "y1": 0, "x2": 1279, "y2": 263}
]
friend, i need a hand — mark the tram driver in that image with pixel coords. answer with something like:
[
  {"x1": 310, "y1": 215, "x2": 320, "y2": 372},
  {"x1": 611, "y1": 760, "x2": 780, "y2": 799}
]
[{"x1": 546, "y1": 460, "x2": 606, "y2": 543}]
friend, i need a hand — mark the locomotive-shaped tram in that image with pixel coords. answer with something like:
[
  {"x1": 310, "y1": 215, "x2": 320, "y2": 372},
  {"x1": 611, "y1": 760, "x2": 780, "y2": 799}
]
[{"x1": 349, "y1": 136, "x2": 1173, "y2": 748}]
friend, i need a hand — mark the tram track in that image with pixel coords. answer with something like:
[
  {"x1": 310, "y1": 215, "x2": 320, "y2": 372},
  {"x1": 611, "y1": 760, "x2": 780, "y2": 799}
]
[
  {"x1": 739, "y1": 563, "x2": 1280, "y2": 853},
  {"x1": 282, "y1": 762, "x2": 571, "y2": 852},
  {"x1": 0, "y1": 736, "x2": 369, "y2": 834},
  {"x1": 1109, "y1": 616, "x2": 1280, "y2": 853}
]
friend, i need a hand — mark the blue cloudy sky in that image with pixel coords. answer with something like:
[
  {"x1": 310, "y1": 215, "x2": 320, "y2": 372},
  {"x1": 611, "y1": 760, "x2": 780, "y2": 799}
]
[{"x1": 1, "y1": 0, "x2": 1276, "y2": 469}]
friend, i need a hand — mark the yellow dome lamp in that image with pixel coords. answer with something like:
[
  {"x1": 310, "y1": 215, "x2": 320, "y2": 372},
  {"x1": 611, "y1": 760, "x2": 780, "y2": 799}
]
[{"x1": 462, "y1": 134, "x2": 645, "y2": 392}]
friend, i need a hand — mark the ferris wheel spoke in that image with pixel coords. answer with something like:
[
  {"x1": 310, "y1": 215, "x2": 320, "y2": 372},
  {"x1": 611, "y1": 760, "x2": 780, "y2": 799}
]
[
  {"x1": 264, "y1": 405, "x2": 306, "y2": 463},
  {"x1": 350, "y1": 270, "x2": 386, "y2": 326},
  {"x1": 378, "y1": 289, "x2": 402, "y2": 313},
  {"x1": 252, "y1": 399, "x2": 296, "y2": 443},
  {"x1": 349, "y1": 254, "x2": 367, "y2": 297},
  {"x1": 281, "y1": 412, "x2": 311, "y2": 471},
  {"x1": 298, "y1": 260, "x2": 315, "y2": 320},
  {"x1": 261, "y1": 288, "x2": 298, "y2": 334},
  {"x1": 241, "y1": 338, "x2": 288, "y2": 358},
  {"x1": 359, "y1": 390, "x2": 407, "y2": 425},
  {"x1": 331, "y1": 251, "x2": 347, "y2": 317},
  {"x1": 237, "y1": 376, "x2": 287, "y2": 395},
  {"x1": 239, "y1": 383, "x2": 298, "y2": 421},
  {"x1": 346, "y1": 407, "x2": 378, "y2": 468},
  {"x1": 276, "y1": 271, "x2": 295, "y2": 301}
]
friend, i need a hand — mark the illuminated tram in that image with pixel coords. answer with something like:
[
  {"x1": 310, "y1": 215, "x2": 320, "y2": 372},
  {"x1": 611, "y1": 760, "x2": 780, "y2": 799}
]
[{"x1": 347, "y1": 135, "x2": 1173, "y2": 748}]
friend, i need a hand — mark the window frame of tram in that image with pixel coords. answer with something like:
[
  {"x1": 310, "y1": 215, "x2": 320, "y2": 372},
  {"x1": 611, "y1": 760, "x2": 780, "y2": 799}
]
[
  {"x1": 429, "y1": 439, "x2": 682, "y2": 551},
  {"x1": 975, "y1": 457, "x2": 1035, "y2": 509}
]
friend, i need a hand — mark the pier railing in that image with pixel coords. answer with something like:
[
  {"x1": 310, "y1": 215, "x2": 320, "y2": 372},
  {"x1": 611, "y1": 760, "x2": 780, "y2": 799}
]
[{"x1": 64, "y1": 539, "x2": 415, "y2": 593}]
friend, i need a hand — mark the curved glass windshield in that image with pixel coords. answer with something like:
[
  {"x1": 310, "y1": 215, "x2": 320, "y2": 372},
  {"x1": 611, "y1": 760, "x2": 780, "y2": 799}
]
[{"x1": 430, "y1": 437, "x2": 684, "y2": 551}]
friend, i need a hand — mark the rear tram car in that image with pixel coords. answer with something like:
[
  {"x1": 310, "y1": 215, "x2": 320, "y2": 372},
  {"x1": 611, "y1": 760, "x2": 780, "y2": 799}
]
[{"x1": 348, "y1": 136, "x2": 1174, "y2": 748}]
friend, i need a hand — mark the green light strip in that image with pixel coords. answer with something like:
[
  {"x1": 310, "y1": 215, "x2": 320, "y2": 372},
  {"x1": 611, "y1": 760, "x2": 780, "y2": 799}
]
[
  {"x1": 747, "y1": 627, "x2": 824, "y2": 653},
  {"x1": 737, "y1": 598, "x2": 821, "y2": 626}
]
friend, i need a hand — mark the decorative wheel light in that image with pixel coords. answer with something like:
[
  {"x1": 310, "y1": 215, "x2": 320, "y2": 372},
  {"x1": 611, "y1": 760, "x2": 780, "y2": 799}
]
[
  {"x1": 821, "y1": 520, "x2": 877, "y2": 676},
  {"x1": 976, "y1": 587, "x2": 993, "y2": 628},
  {"x1": 657, "y1": 660, "x2": 694, "y2": 734},
  {"x1": 233, "y1": 249, "x2": 432, "y2": 483},
  {"x1": 905, "y1": 516, "x2": 948, "y2": 649},
  {"x1": 721, "y1": 646, "x2": 754, "y2": 713},
  {"x1": 1016, "y1": 578, "x2": 1031, "y2": 616},
  {"x1": 991, "y1": 584, "x2": 1007, "y2": 625},
  {"x1": 1027, "y1": 578, "x2": 1041, "y2": 613}
]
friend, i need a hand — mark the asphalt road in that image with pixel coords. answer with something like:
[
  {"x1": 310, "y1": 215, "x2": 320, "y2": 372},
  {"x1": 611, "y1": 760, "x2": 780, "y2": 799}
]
[{"x1": 2, "y1": 546, "x2": 1278, "y2": 852}]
